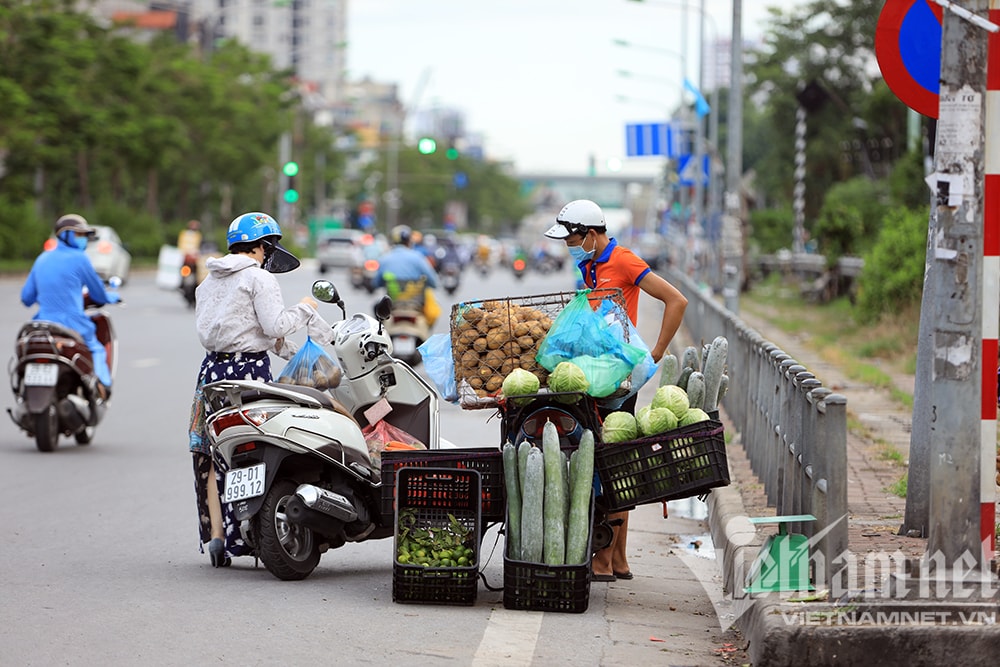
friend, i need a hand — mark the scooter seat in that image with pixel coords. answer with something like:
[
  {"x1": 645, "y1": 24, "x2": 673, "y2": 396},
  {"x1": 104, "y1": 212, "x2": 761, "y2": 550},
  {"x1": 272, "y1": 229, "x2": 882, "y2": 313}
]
[
  {"x1": 245, "y1": 383, "x2": 360, "y2": 425},
  {"x1": 18, "y1": 320, "x2": 86, "y2": 345}
]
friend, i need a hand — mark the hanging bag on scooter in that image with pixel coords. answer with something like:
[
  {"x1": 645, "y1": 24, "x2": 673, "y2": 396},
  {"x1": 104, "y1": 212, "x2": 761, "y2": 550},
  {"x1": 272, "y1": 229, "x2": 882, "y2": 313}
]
[
  {"x1": 276, "y1": 336, "x2": 342, "y2": 391},
  {"x1": 536, "y1": 291, "x2": 646, "y2": 395}
]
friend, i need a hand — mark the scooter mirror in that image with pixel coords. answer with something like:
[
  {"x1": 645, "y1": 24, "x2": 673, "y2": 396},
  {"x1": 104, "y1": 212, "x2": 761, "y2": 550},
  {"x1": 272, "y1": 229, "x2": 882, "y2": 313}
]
[
  {"x1": 374, "y1": 295, "x2": 393, "y2": 322},
  {"x1": 312, "y1": 280, "x2": 339, "y2": 304}
]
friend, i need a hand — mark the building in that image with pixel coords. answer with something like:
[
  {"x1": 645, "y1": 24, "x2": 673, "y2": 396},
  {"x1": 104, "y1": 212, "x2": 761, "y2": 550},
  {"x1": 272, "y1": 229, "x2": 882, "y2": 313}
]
[{"x1": 87, "y1": 0, "x2": 348, "y2": 106}]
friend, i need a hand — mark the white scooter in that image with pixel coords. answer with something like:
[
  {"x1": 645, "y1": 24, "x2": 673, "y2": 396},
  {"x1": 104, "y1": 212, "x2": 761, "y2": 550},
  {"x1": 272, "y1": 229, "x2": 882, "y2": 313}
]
[{"x1": 201, "y1": 281, "x2": 447, "y2": 581}]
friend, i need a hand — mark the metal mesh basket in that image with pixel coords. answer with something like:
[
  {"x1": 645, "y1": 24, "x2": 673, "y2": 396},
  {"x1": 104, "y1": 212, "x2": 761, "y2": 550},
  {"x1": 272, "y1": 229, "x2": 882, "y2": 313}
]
[{"x1": 449, "y1": 289, "x2": 630, "y2": 409}]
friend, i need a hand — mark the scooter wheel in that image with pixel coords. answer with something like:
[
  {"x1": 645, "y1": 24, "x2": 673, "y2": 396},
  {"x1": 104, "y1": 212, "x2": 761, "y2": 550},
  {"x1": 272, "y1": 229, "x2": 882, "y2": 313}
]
[
  {"x1": 75, "y1": 425, "x2": 95, "y2": 446},
  {"x1": 256, "y1": 479, "x2": 321, "y2": 581},
  {"x1": 33, "y1": 404, "x2": 59, "y2": 453}
]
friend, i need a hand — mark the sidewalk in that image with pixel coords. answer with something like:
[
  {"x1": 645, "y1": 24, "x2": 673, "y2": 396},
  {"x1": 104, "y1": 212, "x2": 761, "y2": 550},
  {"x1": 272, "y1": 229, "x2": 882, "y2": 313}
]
[{"x1": 703, "y1": 306, "x2": 1000, "y2": 666}]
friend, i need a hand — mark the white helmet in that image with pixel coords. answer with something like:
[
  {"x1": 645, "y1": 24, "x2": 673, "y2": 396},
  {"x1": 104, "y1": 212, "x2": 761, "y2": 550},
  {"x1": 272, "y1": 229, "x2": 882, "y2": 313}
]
[{"x1": 543, "y1": 199, "x2": 607, "y2": 239}]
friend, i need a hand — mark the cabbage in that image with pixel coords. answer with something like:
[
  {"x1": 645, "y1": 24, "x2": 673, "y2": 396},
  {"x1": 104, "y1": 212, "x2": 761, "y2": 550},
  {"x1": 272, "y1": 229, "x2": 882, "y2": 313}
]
[
  {"x1": 678, "y1": 407, "x2": 711, "y2": 427},
  {"x1": 636, "y1": 405, "x2": 651, "y2": 428},
  {"x1": 502, "y1": 368, "x2": 540, "y2": 405},
  {"x1": 638, "y1": 407, "x2": 678, "y2": 436},
  {"x1": 652, "y1": 384, "x2": 690, "y2": 418},
  {"x1": 548, "y1": 361, "x2": 589, "y2": 403},
  {"x1": 601, "y1": 411, "x2": 638, "y2": 443}
]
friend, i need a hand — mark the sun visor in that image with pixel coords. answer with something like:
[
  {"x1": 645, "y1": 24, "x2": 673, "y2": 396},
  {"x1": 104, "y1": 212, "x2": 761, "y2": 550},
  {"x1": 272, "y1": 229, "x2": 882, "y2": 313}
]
[{"x1": 263, "y1": 240, "x2": 301, "y2": 274}]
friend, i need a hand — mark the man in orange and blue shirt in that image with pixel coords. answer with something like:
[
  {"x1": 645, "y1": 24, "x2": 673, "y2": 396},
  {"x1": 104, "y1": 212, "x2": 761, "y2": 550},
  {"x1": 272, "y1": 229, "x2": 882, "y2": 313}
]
[{"x1": 544, "y1": 199, "x2": 688, "y2": 583}]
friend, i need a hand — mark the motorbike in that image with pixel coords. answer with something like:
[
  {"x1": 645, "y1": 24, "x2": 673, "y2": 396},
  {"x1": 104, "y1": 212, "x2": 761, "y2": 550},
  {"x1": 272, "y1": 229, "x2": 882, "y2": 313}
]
[
  {"x1": 512, "y1": 257, "x2": 527, "y2": 280},
  {"x1": 381, "y1": 278, "x2": 432, "y2": 367},
  {"x1": 439, "y1": 260, "x2": 461, "y2": 295},
  {"x1": 180, "y1": 252, "x2": 199, "y2": 308},
  {"x1": 7, "y1": 282, "x2": 120, "y2": 452},
  {"x1": 350, "y1": 257, "x2": 380, "y2": 294},
  {"x1": 201, "y1": 281, "x2": 447, "y2": 581}
]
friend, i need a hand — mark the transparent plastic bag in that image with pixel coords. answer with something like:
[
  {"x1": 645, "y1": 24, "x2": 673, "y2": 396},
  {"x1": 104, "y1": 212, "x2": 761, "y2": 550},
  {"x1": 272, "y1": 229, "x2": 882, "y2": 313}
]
[
  {"x1": 362, "y1": 419, "x2": 427, "y2": 467},
  {"x1": 276, "y1": 336, "x2": 342, "y2": 390},
  {"x1": 417, "y1": 333, "x2": 458, "y2": 402}
]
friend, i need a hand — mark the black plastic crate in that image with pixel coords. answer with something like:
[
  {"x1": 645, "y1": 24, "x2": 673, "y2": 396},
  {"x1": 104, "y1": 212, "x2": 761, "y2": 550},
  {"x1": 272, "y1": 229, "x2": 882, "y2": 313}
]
[
  {"x1": 380, "y1": 448, "x2": 505, "y2": 525},
  {"x1": 594, "y1": 419, "x2": 729, "y2": 512},
  {"x1": 502, "y1": 492, "x2": 595, "y2": 614},
  {"x1": 392, "y1": 467, "x2": 481, "y2": 606}
]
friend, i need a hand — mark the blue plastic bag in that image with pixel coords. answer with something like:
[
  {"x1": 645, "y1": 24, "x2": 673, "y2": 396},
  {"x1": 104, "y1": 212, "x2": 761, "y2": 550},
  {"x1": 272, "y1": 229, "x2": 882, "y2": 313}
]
[
  {"x1": 594, "y1": 299, "x2": 657, "y2": 409},
  {"x1": 537, "y1": 291, "x2": 646, "y2": 396},
  {"x1": 417, "y1": 333, "x2": 458, "y2": 403}
]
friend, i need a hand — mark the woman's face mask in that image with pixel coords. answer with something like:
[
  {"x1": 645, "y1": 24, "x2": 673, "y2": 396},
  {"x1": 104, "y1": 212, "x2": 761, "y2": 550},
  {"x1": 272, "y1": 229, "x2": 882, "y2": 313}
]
[{"x1": 567, "y1": 231, "x2": 595, "y2": 262}]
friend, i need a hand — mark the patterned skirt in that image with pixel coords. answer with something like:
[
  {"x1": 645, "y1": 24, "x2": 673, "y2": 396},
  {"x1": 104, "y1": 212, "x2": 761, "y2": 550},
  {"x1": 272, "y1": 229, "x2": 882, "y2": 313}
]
[{"x1": 188, "y1": 350, "x2": 271, "y2": 559}]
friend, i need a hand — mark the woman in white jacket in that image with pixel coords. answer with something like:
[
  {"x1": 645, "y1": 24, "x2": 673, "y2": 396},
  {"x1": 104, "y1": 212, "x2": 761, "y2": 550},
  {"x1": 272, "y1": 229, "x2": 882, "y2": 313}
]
[{"x1": 188, "y1": 212, "x2": 335, "y2": 568}]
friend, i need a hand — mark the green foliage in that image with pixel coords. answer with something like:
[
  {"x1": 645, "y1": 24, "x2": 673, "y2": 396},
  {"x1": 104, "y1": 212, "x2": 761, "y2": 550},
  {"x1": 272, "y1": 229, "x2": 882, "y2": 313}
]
[
  {"x1": 856, "y1": 207, "x2": 928, "y2": 323},
  {"x1": 888, "y1": 149, "x2": 930, "y2": 210},
  {"x1": 813, "y1": 177, "x2": 890, "y2": 263},
  {"x1": 748, "y1": 206, "x2": 794, "y2": 254}
]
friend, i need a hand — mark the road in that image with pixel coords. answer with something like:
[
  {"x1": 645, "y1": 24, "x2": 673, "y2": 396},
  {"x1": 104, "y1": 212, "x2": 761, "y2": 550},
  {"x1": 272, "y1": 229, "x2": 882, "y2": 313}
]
[{"x1": 0, "y1": 260, "x2": 734, "y2": 666}]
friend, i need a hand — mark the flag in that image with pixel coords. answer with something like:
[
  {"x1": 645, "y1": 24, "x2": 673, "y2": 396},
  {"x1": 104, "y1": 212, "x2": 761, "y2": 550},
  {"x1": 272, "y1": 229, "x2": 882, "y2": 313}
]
[{"x1": 684, "y1": 79, "x2": 711, "y2": 118}]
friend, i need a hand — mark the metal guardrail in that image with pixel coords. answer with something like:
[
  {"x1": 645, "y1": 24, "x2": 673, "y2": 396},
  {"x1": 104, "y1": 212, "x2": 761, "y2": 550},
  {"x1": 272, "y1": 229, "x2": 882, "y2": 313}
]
[{"x1": 667, "y1": 269, "x2": 849, "y2": 587}]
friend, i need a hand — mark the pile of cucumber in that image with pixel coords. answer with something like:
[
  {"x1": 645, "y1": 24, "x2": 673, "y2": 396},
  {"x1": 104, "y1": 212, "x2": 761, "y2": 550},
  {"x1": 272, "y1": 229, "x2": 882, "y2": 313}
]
[
  {"x1": 659, "y1": 335, "x2": 729, "y2": 413},
  {"x1": 502, "y1": 422, "x2": 595, "y2": 566}
]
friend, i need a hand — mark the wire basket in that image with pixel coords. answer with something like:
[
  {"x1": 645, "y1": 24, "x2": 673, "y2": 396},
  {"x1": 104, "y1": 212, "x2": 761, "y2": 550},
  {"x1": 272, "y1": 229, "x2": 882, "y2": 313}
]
[
  {"x1": 594, "y1": 419, "x2": 730, "y2": 512},
  {"x1": 449, "y1": 289, "x2": 629, "y2": 409}
]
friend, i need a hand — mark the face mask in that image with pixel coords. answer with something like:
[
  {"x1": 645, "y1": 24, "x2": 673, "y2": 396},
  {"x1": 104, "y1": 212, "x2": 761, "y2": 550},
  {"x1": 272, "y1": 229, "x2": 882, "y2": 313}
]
[
  {"x1": 73, "y1": 233, "x2": 89, "y2": 250},
  {"x1": 568, "y1": 233, "x2": 595, "y2": 262}
]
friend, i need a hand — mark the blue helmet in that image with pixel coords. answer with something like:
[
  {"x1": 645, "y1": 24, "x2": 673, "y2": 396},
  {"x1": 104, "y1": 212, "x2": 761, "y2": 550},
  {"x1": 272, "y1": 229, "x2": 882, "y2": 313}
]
[
  {"x1": 226, "y1": 212, "x2": 281, "y2": 248},
  {"x1": 226, "y1": 211, "x2": 300, "y2": 274}
]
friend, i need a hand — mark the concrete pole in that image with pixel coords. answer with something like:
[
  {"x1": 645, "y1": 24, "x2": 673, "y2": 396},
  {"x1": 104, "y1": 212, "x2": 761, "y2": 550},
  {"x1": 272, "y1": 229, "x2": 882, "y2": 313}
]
[
  {"x1": 722, "y1": 0, "x2": 743, "y2": 313},
  {"x1": 692, "y1": 0, "x2": 706, "y2": 282},
  {"x1": 278, "y1": 131, "x2": 291, "y2": 224},
  {"x1": 925, "y1": 0, "x2": 990, "y2": 569}
]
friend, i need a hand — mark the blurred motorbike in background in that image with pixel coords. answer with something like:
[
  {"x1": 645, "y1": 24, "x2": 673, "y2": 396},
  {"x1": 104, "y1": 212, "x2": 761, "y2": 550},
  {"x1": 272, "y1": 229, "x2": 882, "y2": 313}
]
[{"x1": 7, "y1": 279, "x2": 122, "y2": 452}]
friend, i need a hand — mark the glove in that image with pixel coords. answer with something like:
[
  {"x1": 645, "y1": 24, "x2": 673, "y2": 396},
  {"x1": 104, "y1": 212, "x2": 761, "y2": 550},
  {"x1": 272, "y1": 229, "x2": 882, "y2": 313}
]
[{"x1": 105, "y1": 293, "x2": 121, "y2": 304}]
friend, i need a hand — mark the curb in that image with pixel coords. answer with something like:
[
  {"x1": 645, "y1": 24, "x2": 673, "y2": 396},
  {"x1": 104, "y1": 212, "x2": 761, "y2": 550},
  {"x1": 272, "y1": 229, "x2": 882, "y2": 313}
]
[{"x1": 707, "y1": 458, "x2": 1000, "y2": 667}]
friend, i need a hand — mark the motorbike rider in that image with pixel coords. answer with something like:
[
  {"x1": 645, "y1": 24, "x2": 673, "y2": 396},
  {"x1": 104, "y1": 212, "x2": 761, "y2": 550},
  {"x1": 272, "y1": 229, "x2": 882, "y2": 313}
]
[
  {"x1": 20, "y1": 214, "x2": 120, "y2": 399},
  {"x1": 373, "y1": 224, "x2": 441, "y2": 327},
  {"x1": 188, "y1": 211, "x2": 335, "y2": 568}
]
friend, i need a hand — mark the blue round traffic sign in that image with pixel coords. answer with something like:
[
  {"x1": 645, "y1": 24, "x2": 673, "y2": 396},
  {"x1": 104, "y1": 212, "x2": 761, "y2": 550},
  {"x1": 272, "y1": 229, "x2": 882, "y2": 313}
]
[{"x1": 875, "y1": 0, "x2": 944, "y2": 118}]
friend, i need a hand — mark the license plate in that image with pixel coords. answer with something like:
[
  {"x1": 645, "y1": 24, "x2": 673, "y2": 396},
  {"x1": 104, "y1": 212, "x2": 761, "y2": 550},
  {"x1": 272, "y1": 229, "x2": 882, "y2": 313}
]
[
  {"x1": 393, "y1": 336, "x2": 416, "y2": 356},
  {"x1": 24, "y1": 363, "x2": 58, "y2": 387},
  {"x1": 224, "y1": 463, "x2": 266, "y2": 503}
]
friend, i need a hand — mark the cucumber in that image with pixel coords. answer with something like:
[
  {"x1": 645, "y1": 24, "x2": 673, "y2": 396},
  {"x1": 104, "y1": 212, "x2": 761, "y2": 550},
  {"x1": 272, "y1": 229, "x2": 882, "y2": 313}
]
[
  {"x1": 686, "y1": 371, "x2": 707, "y2": 411},
  {"x1": 502, "y1": 442, "x2": 522, "y2": 559},
  {"x1": 542, "y1": 420, "x2": 566, "y2": 565},
  {"x1": 566, "y1": 429, "x2": 595, "y2": 565},
  {"x1": 676, "y1": 366, "x2": 694, "y2": 392},
  {"x1": 517, "y1": 440, "x2": 531, "y2": 499},
  {"x1": 718, "y1": 373, "x2": 729, "y2": 403},
  {"x1": 659, "y1": 353, "x2": 679, "y2": 387},
  {"x1": 681, "y1": 346, "x2": 700, "y2": 375},
  {"x1": 561, "y1": 450, "x2": 571, "y2": 538},
  {"x1": 702, "y1": 336, "x2": 728, "y2": 412},
  {"x1": 520, "y1": 446, "x2": 545, "y2": 563}
]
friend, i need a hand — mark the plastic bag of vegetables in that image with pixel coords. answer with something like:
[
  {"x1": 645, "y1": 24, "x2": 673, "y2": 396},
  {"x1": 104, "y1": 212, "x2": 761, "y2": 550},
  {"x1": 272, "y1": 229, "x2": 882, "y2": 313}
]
[{"x1": 276, "y1": 336, "x2": 342, "y2": 390}]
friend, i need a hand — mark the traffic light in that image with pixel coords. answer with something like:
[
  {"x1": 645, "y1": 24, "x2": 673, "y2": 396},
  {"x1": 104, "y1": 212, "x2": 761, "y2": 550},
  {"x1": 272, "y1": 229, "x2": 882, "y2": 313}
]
[
  {"x1": 446, "y1": 147, "x2": 459, "y2": 160},
  {"x1": 282, "y1": 160, "x2": 299, "y2": 204},
  {"x1": 418, "y1": 137, "x2": 437, "y2": 155}
]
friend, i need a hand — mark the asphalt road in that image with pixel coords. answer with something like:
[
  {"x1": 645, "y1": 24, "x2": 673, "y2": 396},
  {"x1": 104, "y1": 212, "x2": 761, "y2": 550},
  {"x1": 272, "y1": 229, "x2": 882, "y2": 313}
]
[{"x1": 1, "y1": 260, "x2": 638, "y2": 665}]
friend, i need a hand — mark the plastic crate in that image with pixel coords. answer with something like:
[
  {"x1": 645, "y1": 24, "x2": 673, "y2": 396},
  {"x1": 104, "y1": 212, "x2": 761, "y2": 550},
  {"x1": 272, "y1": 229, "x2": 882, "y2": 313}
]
[
  {"x1": 449, "y1": 289, "x2": 628, "y2": 409},
  {"x1": 594, "y1": 419, "x2": 729, "y2": 512},
  {"x1": 392, "y1": 467, "x2": 481, "y2": 606},
  {"x1": 502, "y1": 492, "x2": 595, "y2": 614},
  {"x1": 380, "y1": 448, "x2": 505, "y2": 525}
]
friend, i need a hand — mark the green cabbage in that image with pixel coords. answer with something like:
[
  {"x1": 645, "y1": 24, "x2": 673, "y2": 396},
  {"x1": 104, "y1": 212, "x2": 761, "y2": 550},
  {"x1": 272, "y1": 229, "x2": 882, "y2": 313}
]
[
  {"x1": 601, "y1": 411, "x2": 638, "y2": 443},
  {"x1": 638, "y1": 407, "x2": 678, "y2": 436},
  {"x1": 548, "y1": 361, "x2": 589, "y2": 403},
  {"x1": 502, "y1": 368, "x2": 540, "y2": 405},
  {"x1": 652, "y1": 384, "x2": 690, "y2": 418},
  {"x1": 678, "y1": 407, "x2": 711, "y2": 427}
]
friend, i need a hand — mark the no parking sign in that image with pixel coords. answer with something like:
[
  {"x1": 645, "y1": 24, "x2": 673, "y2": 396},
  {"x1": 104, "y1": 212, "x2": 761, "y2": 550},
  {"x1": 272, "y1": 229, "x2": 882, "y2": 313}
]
[{"x1": 875, "y1": 0, "x2": 945, "y2": 118}]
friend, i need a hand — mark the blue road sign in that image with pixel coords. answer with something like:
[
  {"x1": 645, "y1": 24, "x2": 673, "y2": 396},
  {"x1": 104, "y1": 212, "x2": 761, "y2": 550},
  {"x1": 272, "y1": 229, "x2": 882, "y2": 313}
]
[
  {"x1": 875, "y1": 0, "x2": 943, "y2": 118},
  {"x1": 626, "y1": 122, "x2": 676, "y2": 158},
  {"x1": 677, "y1": 153, "x2": 709, "y2": 186}
]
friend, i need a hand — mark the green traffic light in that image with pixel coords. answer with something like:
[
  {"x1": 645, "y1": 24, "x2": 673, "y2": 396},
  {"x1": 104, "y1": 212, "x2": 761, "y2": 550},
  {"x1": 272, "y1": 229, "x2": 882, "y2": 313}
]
[
  {"x1": 446, "y1": 148, "x2": 459, "y2": 160},
  {"x1": 284, "y1": 189, "x2": 299, "y2": 204},
  {"x1": 418, "y1": 138, "x2": 437, "y2": 155},
  {"x1": 282, "y1": 161, "x2": 299, "y2": 177}
]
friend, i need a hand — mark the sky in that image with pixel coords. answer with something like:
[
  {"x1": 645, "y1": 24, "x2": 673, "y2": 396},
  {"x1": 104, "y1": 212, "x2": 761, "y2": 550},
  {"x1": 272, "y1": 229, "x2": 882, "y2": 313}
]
[{"x1": 348, "y1": 0, "x2": 809, "y2": 177}]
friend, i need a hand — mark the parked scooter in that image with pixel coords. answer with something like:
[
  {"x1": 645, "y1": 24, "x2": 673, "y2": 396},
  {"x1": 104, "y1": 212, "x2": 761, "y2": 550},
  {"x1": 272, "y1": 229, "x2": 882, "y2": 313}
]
[
  {"x1": 7, "y1": 281, "x2": 121, "y2": 452},
  {"x1": 201, "y1": 281, "x2": 446, "y2": 581}
]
